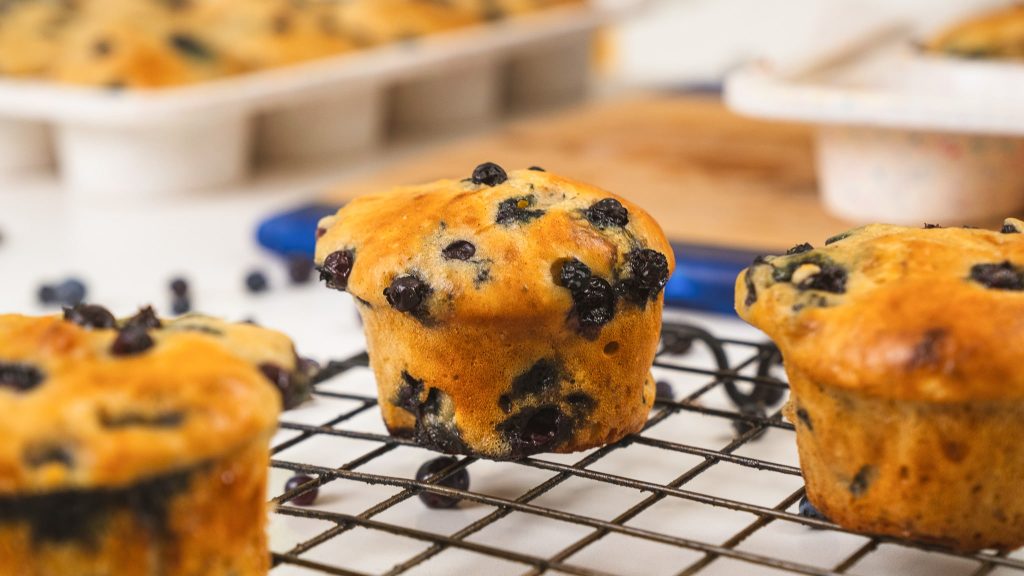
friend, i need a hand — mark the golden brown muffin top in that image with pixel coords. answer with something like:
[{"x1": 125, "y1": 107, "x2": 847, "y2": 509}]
[
  {"x1": 315, "y1": 164, "x2": 674, "y2": 327},
  {"x1": 0, "y1": 313, "x2": 281, "y2": 494},
  {"x1": 736, "y1": 218, "x2": 1024, "y2": 403},
  {"x1": 925, "y1": 5, "x2": 1024, "y2": 60}
]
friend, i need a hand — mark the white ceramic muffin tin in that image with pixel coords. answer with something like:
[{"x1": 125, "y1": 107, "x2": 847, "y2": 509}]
[
  {"x1": 725, "y1": 22, "x2": 1024, "y2": 225},
  {"x1": 0, "y1": 1, "x2": 639, "y2": 197}
]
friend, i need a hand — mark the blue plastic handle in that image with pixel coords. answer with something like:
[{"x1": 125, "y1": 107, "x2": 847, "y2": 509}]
[{"x1": 257, "y1": 203, "x2": 765, "y2": 315}]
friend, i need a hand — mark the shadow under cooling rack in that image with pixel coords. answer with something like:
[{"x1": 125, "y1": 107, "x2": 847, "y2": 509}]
[{"x1": 266, "y1": 321, "x2": 1023, "y2": 576}]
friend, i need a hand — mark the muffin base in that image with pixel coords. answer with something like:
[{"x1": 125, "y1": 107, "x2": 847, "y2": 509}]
[
  {"x1": 0, "y1": 437, "x2": 272, "y2": 576},
  {"x1": 787, "y1": 367, "x2": 1024, "y2": 551}
]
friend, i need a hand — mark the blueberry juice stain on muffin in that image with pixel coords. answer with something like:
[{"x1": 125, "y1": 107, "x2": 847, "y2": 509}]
[{"x1": 314, "y1": 162, "x2": 675, "y2": 459}]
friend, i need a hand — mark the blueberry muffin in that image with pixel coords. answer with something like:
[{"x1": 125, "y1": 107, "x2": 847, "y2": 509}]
[
  {"x1": 925, "y1": 5, "x2": 1024, "y2": 60},
  {"x1": 197, "y1": 0, "x2": 357, "y2": 70},
  {"x1": 315, "y1": 163, "x2": 674, "y2": 459},
  {"x1": 50, "y1": 2, "x2": 242, "y2": 88},
  {"x1": 0, "y1": 312, "x2": 281, "y2": 575},
  {"x1": 735, "y1": 218, "x2": 1024, "y2": 551},
  {"x1": 448, "y1": 0, "x2": 585, "y2": 20},
  {"x1": 334, "y1": 0, "x2": 481, "y2": 45}
]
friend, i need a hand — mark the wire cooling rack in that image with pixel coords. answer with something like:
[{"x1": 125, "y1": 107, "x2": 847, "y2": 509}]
[{"x1": 266, "y1": 321, "x2": 1024, "y2": 576}]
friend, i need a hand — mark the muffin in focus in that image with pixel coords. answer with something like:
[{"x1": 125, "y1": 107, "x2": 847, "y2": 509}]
[{"x1": 315, "y1": 163, "x2": 674, "y2": 459}]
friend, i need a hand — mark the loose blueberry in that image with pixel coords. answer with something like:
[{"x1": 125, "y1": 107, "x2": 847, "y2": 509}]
[
  {"x1": 319, "y1": 249, "x2": 354, "y2": 291},
  {"x1": 37, "y1": 285, "x2": 58, "y2": 305},
  {"x1": 556, "y1": 258, "x2": 591, "y2": 292},
  {"x1": 573, "y1": 277, "x2": 616, "y2": 328},
  {"x1": 585, "y1": 198, "x2": 629, "y2": 229},
  {"x1": 970, "y1": 261, "x2": 1024, "y2": 291},
  {"x1": 110, "y1": 325, "x2": 155, "y2": 356},
  {"x1": 655, "y1": 381, "x2": 674, "y2": 401},
  {"x1": 63, "y1": 304, "x2": 116, "y2": 329},
  {"x1": 470, "y1": 162, "x2": 508, "y2": 186},
  {"x1": 786, "y1": 243, "x2": 813, "y2": 255},
  {"x1": 798, "y1": 495, "x2": 829, "y2": 522},
  {"x1": 169, "y1": 277, "x2": 189, "y2": 297},
  {"x1": 797, "y1": 263, "x2": 847, "y2": 294},
  {"x1": 416, "y1": 457, "x2": 470, "y2": 509},
  {"x1": 171, "y1": 296, "x2": 191, "y2": 315},
  {"x1": 384, "y1": 275, "x2": 429, "y2": 313},
  {"x1": 495, "y1": 195, "x2": 545, "y2": 225},
  {"x1": 0, "y1": 363, "x2": 44, "y2": 392},
  {"x1": 58, "y1": 279, "x2": 87, "y2": 306},
  {"x1": 617, "y1": 249, "x2": 670, "y2": 304},
  {"x1": 284, "y1": 475, "x2": 318, "y2": 506},
  {"x1": 287, "y1": 255, "x2": 315, "y2": 284},
  {"x1": 245, "y1": 270, "x2": 269, "y2": 293},
  {"x1": 442, "y1": 240, "x2": 476, "y2": 261},
  {"x1": 124, "y1": 306, "x2": 162, "y2": 330}
]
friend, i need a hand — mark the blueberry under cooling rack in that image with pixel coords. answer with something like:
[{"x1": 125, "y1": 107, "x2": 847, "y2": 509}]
[{"x1": 266, "y1": 321, "x2": 1024, "y2": 576}]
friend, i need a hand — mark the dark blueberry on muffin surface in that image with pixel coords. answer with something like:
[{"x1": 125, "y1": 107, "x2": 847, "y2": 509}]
[
  {"x1": 495, "y1": 195, "x2": 545, "y2": 225},
  {"x1": 797, "y1": 263, "x2": 848, "y2": 294},
  {"x1": 384, "y1": 275, "x2": 430, "y2": 314},
  {"x1": 786, "y1": 243, "x2": 814, "y2": 255},
  {"x1": 555, "y1": 258, "x2": 591, "y2": 292},
  {"x1": 617, "y1": 249, "x2": 670, "y2": 304},
  {"x1": 573, "y1": 277, "x2": 617, "y2": 328},
  {"x1": 470, "y1": 162, "x2": 508, "y2": 187},
  {"x1": 320, "y1": 249, "x2": 355, "y2": 291},
  {"x1": 0, "y1": 363, "x2": 44, "y2": 392},
  {"x1": 63, "y1": 304, "x2": 116, "y2": 329},
  {"x1": 970, "y1": 261, "x2": 1024, "y2": 291},
  {"x1": 124, "y1": 306, "x2": 162, "y2": 330},
  {"x1": 442, "y1": 241, "x2": 476, "y2": 261},
  {"x1": 110, "y1": 326, "x2": 155, "y2": 356},
  {"x1": 584, "y1": 198, "x2": 629, "y2": 229}
]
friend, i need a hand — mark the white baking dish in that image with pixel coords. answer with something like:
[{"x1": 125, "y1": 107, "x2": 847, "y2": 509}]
[
  {"x1": 725, "y1": 23, "x2": 1024, "y2": 225},
  {"x1": 0, "y1": 0, "x2": 641, "y2": 197}
]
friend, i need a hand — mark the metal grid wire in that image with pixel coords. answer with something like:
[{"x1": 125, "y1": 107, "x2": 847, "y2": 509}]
[{"x1": 267, "y1": 321, "x2": 1024, "y2": 576}]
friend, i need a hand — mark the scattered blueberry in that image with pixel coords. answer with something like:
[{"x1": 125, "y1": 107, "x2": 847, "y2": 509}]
[
  {"x1": 970, "y1": 261, "x2": 1024, "y2": 291},
  {"x1": 442, "y1": 240, "x2": 476, "y2": 261},
  {"x1": 169, "y1": 277, "x2": 189, "y2": 297},
  {"x1": 171, "y1": 296, "x2": 191, "y2": 315},
  {"x1": 284, "y1": 474, "x2": 319, "y2": 506},
  {"x1": 585, "y1": 198, "x2": 629, "y2": 229},
  {"x1": 110, "y1": 325, "x2": 155, "y2": 356},
  {"x1": 245, "y1": 270, "x2": 269, "y2": 293},
  {"x1": 660, "y1": 330, "x2": 693, "y2": 355},
  {"x1": 384, "y1": 275, "x2": 429, "y2": 314},
  {"x1": 798, "y1": 495, "x2": 829, "y2": 522},
  {"x1": 63, "y1": 304, "x2": 116, "y2": 329},
  {"x1": 287, "y1": 254, "x2": 315, "y2": 284},
  {"x1": 0, "y1": 362, "x2": 44, "y2": 392},
  {"x1": 470, "y1": 162, "x2": 508, "y2": 187},
  {"x1": 124, "y1": 306, "x2": 162, "y2": 330},
  {"x1": 416, "y1": 457, "x2": 470, "y2": 509},
  {"x1": 655, "y1": 381, "x2": 674, "y2": 401},
  {"x1": 59, "y1": 279, "x2": 87, "y2": 306},
  {"x1": 786, "y1": 243, "x2": 813, "y2": 255},
  {"x1": 319, "y1": 249, "x2": 354, "y2": 291},
  {"x1": 37, "y1": 285, "x2": 58, "y2": 305}
]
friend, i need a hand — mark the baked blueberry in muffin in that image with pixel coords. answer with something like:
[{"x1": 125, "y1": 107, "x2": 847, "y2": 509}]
[
  {"x1": 315, "y1": 163, "x2": 674, "y2": 459},
  {"x1": 0, "y1": 313, "x2": 282, "y2": 576},
  {"x1": 736, "y1": 217, "x2": 1024, "y2": 551}
]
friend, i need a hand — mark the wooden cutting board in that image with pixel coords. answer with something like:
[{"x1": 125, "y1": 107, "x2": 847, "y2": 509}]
[{"x1": 324, "y1": 94, "x2": 855, "y2": 251}]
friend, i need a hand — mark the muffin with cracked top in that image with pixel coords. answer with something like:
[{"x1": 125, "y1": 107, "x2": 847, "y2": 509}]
[
  {"x1": 735, "y1": 218, "x2": 1024, "y2": 551},
  {"x1": 315, "y1": 163, "x2": 674, "y2": 459},
  {"x1": 0, "y1": 312, "x2": 282, "y2": 576}
]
